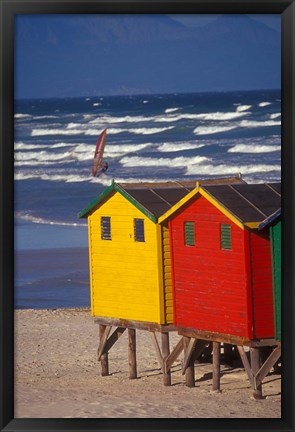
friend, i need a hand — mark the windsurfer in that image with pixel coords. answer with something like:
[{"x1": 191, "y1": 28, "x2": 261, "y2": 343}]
[
  {"x1": 96, "y1": 161, "x2": 108, "y2": 177},
  {"x1": 101, "y1": 161, "x2": 108, "y2": 173}
]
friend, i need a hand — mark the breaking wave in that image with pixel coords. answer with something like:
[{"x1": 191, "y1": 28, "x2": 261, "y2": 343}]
[
  {"x1": 157, "y1": 142, "x2": 205, "y2": 152},
  {"x1": 14, "y1": 113, "x2": 33, "y2": 119},
  {"x1": 15, "y1": 211, "x2": 87, "y2": 227},
  {"x1": 14, "y1": 172, "x2": 92, "y2": 183},
  {"x1": 228, "y1": 144, "x2": 281, "y2": 153},
  {"x1": 235, "y1": 105, "x2": 252, "y2": 112},
  {"x1": 31, "y1": 126, "x2": 174, "y2": 137},
  {"x1": 193, "y1": 119, "x2": 281, "y2": 136},
  {"x1": 165, "y1": 107, "x2": 179, "y2": 113},
  {"x1": 186, "y1": 163, "x2": 281, "y2": 176},
  {"x1": 239, "y1": 120, "x2": 281, "y2": 128},
  {"x1": 270, "y1": 113, "x2": 281, "y2": 119},
  {"x1": 120, "y1": 155, "x2": 209, "y2": 168},
  {"x1": 194, "y1": 125, "x2": 238, "y2": 135}
]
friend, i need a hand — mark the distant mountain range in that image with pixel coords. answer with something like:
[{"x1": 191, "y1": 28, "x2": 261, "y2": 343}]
[{"x1": 15, "y1": 14, "x2": 280, "y2": 98}]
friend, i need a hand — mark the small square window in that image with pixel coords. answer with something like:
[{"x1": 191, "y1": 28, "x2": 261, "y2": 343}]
[
  {"x1": 134, "y1": 218, "x2": 145, "y2": 242},
  {"x1": 221, "y1": 224, "x2": 232, "y2": 250},
  {"x1": 184, "y1": 221, "x2": 195, "y2": 246},
  {"x1": 101, "y1": 216, "x2": 111, "y2": 240}
]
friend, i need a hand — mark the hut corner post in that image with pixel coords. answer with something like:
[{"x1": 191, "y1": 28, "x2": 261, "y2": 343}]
[
  {"x1": 183, "y1": 337, "x2": 195, "y2": 388},
  {"x1": 128, "y1": 328, "x2": 137, "y2": 379},
  {"x1": 161, "y1": 332, "x2": 172, "y2": 386},
  {"x1": 250, "y1": 347, "x2": 263, "y2": 399},
  {"x1": 212, "y1": 342, "x2": 221, "y2": 392},
  {"x1": 99, "y1": 324, "x2": 109, "y2": 376}
]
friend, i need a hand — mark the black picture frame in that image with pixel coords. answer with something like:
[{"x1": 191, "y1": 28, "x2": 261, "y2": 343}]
[{"x1": 1, "y1": 1, "x2": 294, "y2": 431}]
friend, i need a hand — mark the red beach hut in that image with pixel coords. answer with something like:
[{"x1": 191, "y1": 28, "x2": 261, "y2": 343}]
[{"x1": 159, "y1": 182, "x2": 281, "y2": 343}]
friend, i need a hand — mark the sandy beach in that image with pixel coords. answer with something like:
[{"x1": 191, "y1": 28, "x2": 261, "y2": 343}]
[{"x1": 14, "y1": 308, "x2": 281, "y2": 418}]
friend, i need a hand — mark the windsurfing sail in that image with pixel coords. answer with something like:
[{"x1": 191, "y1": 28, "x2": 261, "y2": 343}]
[{"x1": 92, "y1": 128, "x2": 107, "y2": 177}]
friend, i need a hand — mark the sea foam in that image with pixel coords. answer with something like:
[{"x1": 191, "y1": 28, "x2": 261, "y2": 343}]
[
  {"x1": 120, "y1": 155, "x2": 209, "y2": 168},
  {"x1": 15, "y1": 211, "x2": 87, "y2": 227},
  {"x1": 194, "y1": 125, "x2": 237, "y2": 135},
  {"x1": 165, "y1": 108, "x2": 179, "y2": 113},
  {"x1": 157, "y1": 142, "x2": 205, "y2": 152},
  {"x1": 235, "y1": 105, "x2": 252, "y2": 112},
  {"x1": 228, "y1": 144, "x2": 281, "y2": 153},
  {"x1": 186, "y1": 163, "x2": 281, "y2": 176}
]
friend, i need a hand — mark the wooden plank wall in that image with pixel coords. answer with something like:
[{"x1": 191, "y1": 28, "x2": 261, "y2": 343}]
[
  {"x1": 249, "y1": 230, "x2": 274, "y2": 339},
  {"x1": 169, "y1": 195, "x2": 251, "y2": 338},
  {"x1": 88, "y1": 192, "x2": 163, "y2": 323},
  {"x1": 162, "y1": 223, "x2": 173, "y2": 324}
]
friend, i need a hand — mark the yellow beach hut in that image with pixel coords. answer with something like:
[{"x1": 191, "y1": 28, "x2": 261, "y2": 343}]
[{"x1": 78, "y1": 180, "x2": 197, "y2": 325}]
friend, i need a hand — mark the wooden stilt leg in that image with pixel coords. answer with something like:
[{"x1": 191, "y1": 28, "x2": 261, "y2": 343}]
[
  {"x1": 212, "y1": 341, "x2": 221, "y2": 392},
  {"x1": 128, "y1": 328, "x2": 137, "y2": 379},
  {"x1": 99, "y1": 324, "x2": 109, "y2": 376},
  {"x1": 250, "y1": 347, "x2": 263, "y2": 399},
  {"x1": 161, "y1": 332, "x2": 171, "y2": 386},
  {"x1": 183, "y1": 337, "x2": 195, "y2": 388}
]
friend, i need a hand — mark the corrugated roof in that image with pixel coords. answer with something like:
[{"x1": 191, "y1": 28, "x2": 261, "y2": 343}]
[
  {"x1": 202, "y1": 183, "x2": 281, "y2": 223},
  {"x1": 119, "y1": 177, "x2": 245, "y2": 219},
  {"x1": 78, "y1": 177, "x2": 244, "y2": 220},
  {"x1": 121, "y1": 186, "x2": 192, "y2": 218}
]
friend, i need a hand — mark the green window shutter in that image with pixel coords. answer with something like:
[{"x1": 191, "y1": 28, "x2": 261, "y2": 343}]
[
  {"x1": 101, "y1": 216, "x2": 111, "y2": 240},
  {"x1": 184, "y1": 221, "x2": 195, "y2": 246},
  {"x1": 134, "y1": 218, "x2": 145, "y2": 242},
  {"x1": 220, "y1": 224, "x2": 232, "y2": 250}
]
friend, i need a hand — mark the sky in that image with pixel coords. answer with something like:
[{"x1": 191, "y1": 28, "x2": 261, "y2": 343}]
[{"x1": 14, "y1": 14, "x2": 281, "y2": 99}]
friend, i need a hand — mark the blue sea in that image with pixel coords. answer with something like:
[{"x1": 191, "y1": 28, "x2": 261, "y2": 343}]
[{"x1": 14, "y1": 90, "x2": 281, "y2": 309}]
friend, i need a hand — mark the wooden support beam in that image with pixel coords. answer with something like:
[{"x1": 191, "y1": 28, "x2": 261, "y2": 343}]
[
  {"x1": 128, "y1": 328, "x2": 137, "y2": 379},
  {"x1": 212, "y1": 341, "x2": 221, "y2": 392},
  {"x1": 97, "y1": 325, "x2": 112, "y2": 360},
  {"x1": 178, "y1": 327, "x2": 251, "y2": 346},
  {"x1": 255, "y1": 346, "x2": 281, "y2": 389},
  {"x1": 183, "y1": 337, "x2": 195, "y2": 388},
  {"x1": 250, "y1": 339, "x2": 278, "y2": 347},
  {"x1": 98, "y1": 325, "x2": 111, "y2": 376},
  {"x1": 250, "y1": 347, "x2": 263, "y2": 399},
  {"x1": 103, "y1": 327, "x2": 126, "y2": 355},
  {"x1": 95, "y1": 317, "x2": 176, "y2": 332},
  {"x1": 164, "y1": 337, "x2": 184, "y2": 374},
  {"x1": 237, "y1": 345, "x2": 254, "y2": 388},
  {"x1": 148, "y1": 332, "x2": 164, "y2": 371},
  {"x1": 182, "y1": 339, "x2": 207, "y2": 373},
  {"x1": 182, "y1": 338, "x2": 197, "y2": 374},
  {"x1": 161, "y1": 332, "x2": 171, "y2": 386},
  {"x1": 98, "y1": 326, "x2": 126, "y2": 360}
]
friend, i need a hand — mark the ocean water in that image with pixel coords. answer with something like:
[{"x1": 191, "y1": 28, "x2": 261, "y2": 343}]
[{"x1": 14, "y1": 90, "x2": 281, "y2": 308}]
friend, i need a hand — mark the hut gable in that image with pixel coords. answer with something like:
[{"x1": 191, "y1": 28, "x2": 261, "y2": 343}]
[
  {"x1": 161, "y1": 183, "x2": 281, "y2": 341},
  {"x1": 201, "y1": 183, "x2": 281, "y2": 227}
]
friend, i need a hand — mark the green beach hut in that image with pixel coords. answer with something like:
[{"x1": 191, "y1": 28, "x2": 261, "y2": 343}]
[{"x1": 259, "y1": 209, "x2": 281, "y2": 341}]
